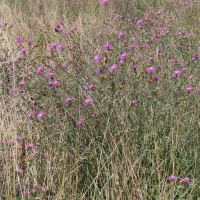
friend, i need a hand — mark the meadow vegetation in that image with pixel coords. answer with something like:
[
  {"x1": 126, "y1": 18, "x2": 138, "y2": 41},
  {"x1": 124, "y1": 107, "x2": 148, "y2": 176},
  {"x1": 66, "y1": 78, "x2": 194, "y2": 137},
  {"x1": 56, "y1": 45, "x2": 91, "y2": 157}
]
[{"x1": 0, "y1": 0, "x2": 199, "y2": 199}]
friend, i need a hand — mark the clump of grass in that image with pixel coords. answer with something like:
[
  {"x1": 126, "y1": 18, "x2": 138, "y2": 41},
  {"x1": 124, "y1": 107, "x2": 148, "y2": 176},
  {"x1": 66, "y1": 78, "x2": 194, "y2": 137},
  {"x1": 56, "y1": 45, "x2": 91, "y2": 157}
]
[{"x1": 0, "y1": 0, "x2": 199, "y2": 199}]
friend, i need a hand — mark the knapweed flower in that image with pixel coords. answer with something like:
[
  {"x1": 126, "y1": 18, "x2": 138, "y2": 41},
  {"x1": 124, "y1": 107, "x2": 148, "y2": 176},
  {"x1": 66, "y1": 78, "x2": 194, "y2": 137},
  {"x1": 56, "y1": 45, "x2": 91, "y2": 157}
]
[
  {"x1": 23, "y1": 191, "x2": 30, "y2": 196},
  {"x1": 37, "y1": 185, "x2": 42, "y2": 190},
  {"x1": 146, "y1": 67, "x2": 155, "y2": 73},
  {"x1": 115, "y1": 15, "x2": 123, "y2": 20},
  {"x1": 103, "y1": 42, "x2": 113, "y2": 50},
  {"x1": 33, "y1": 152, "x2": 40, "y2": 156},
  {"x1": 37, "y1": 111, "x2": 45, "y2": 120},
  {"x1": 149, "y1": 57, "x2": 154, "y2": 61},
  {"x1": 185, "y1": 87, "x2": 193, "y2": 92},
  {"x1": 52, "y1": 81, "x2": 60, "y2": 87},
  {"x1": 109, "y1": 64, "x2": 118, "y2": 72},
  {"x1": 16, "y1": 136, "x2": 21, "y2": 142},
  {"x1": 15, "y1": 167, "x2": 22, "y2": 172},
  {"x1": 131, "y1": 65, "x2": 136, "y2": 71},
  {"x1": 84, "y1": 98, "x2": 93, "y2": 106},
  {"x1": 27, "y1": 39, "x2": 34, "y2": 44},
  {"x1": 183, "y1": 46, "x2": 188, "y2": 50},
  {"x1": 19, "y1": 80, "x2": 26, "y2": 86},
  {"x1": 168, "y1": 176, "x2": 177, "y2": 181},
  {"x1": 181, "y1": 177, "x2": 189, "y2": 184},
  {"x1": 36, "y1": 65, "x2": 44, "y2": 74},
  {"x1": 93, "y1": 54, "x2": 101, "y2": 63},
  {"x1": 48, "y1": 81, "x2": 54, "y2": 86},
  {"x1": 47, "y1": 73, "x2": 56, "y2": 77},
  {"x1": 131, "y1": 100, "x2": 138, "y2": 105},
  {"x1": 50, "y1": 43, "x2": 58, "y2": 50},
  {"x1": 87, "y1": 83, "x2": 94, "y2": 89},
  {"x1": 129, "y1": 45, "x2": 137, "y2": 50},
  {"x1": 102, "y1": 0, "x2": 109, "y2": 6},
  {"x1": 58, "y1": 43, "x2": 64, "y2": 51},
  {"x1": 188, "y1": 75, "x2": 193, "y2": 80},
  {"x1": 119, "y1": 60, "x2": 124, "y2": 65},
  {"x1": 65, "y1": 97, "x2": 74, "y2": 104},
  {"x1": 136, "y1": 19, "x2": 143, "y2": 25},
  {"x1": 120, "y1": 53, "x2": 129, "y2": 60},
  {"x1": 152, "y1": 75, "x2": 158, "y2": 81},
  {"x1": 76, "y1": 120, "x2": 83, "y2": 127},
  {"x1": 15, "y1": 37, "x2": 22, "y2": 43},
  {"x1": 27, "y1": 143, "x2": 35, "y2": 148},
  {"x1": 26, "y1": 112, "x2": 35, "y2": 118},
  {"x1": 96, "y1": 68, "x2": 102, "y2": 74},
  {"x1": 172, "y1": 70, "x2": 181, "y2": 77}
]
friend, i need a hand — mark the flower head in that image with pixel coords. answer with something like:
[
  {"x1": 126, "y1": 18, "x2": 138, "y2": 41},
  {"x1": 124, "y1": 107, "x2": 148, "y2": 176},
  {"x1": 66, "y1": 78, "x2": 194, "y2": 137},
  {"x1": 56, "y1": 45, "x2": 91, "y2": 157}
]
[
  {"x1": 102, "y1": 0, "x2": 109, "y2": 6},
  {"x1": 93, "y1": 54, "x2": 101, "y2": 63},
  {"x1": 76, "y1": 120, "x2": 83, "y2": 127},
  {"x1": 120, "y1": 53, "x2": 129, "y2": 60},
  {"x1": 181, "y1": 177, "x2": 189, "y2": 184},
  {"x1": 115, "y1": 15, "x2": 123, "y2": 20},
  {"x1": 172, "y1": 70, "x2": 182, "y2": 77},
  {"x1": 131, "y1": 100, "x2": 138, "y2": 105},
  {"x1": 65, "y1": 97, "x2": 74, "y2": 104},
  {"x1": 27, "y1": 143, "x2": 35, "y2": 148},
  {"x1": 15, "y1": 37, "x2": 22, "y2": 44},
  {"x1": 168, "y1": 176, "x2": 177, "y2": 181},
  {"x1": 37, "y1": 111, "x2": 45, "y2": 120},
  {"x1": 146, "y1": 67, "x2": 155, "y2": 73},
  {"x1": 15, "y1": 167, "x2": 22, "y2": 172},
  {"x1": 84, "y1": 98, "x2": 93, "y2": 106},
  {"x1": 109, "y1": 64, "x2": 118, "y2": 72},
  {"x1": 185, "y1": 87, "x2": 193, "y2": 92}
]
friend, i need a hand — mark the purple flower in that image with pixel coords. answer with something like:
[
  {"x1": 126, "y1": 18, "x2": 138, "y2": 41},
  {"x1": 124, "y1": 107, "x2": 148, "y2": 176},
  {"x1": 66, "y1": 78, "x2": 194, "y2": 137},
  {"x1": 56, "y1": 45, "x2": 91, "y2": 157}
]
[
  {"x1": 65, "y1": 97, "x2": 74, "y2": 104},
  {"x1": 152, "y1": 75, "x2": 158, "y2": 81},
  {"x1": 109, "y1": 64, "x2": 118, "y2": 72},
  {"x1": 115, "y1": 15, "x2": 123, "y2": 20},
  {"x1": 119, "y1": 60, "x2": 124, "y2": 65},
  {"x1": 26, "y1": 112, "x2": 35, "y2": 118},
  {"x1": 188, "y1": 75, "x2": 193, "y2": 80},
  {"x1": 23, "y1": 191, "x2": 30, "y2": 196},
  {"x1": 120, "y1": 53, "x2": 129, "y2": 60},
  {"x1": 33, "y1": 152, "x2": 40, "y2": 156},
  {"x1": 36, "y1": 65, "x2": 44, "y2": 74},
  {"x1": 146, "y1": 67, "x2": 155, "y2": 73},
  {"x1": 47, "y1": 73, "x2": 56, "y2": 77},
  {"x1": 37, "y1": 185, "x2": 42, "y2": 190},
  {"x1": 37, "y1": 111, "x2": 45, "y2": 120},
  {"x1": 136, "y1": 19, "x2": 143, "y2": 25},
  {"x1": 185, "y1": 87, "x2": 193, "y2": 92},
  {"x1": 181, "y1": 177, "x2": 189, "y2": 184},
  {"x1": 15, "y1": 37, "x2": 22, "y2": 44},
  {"x1": 183, "y1": 46, "x2": 187, "y2": 50},
  {"x1": 15, "y1": 167, "x2": 22, "y2": 172},
  {"x1": 96, "y1": 68, "x2": 102, "y2": 74},
  {"x1": 20, "y1": 48, "x2": 27, "y2": 54},
  {"x1": 131, "y1": 65, "x2": 136, "y2": 71},
  {"x1": 103, "y1": 42, "x2": 113, "y2": 50},
  {"x1": 129, "y1": 45, "x2": 137, "y2": 50},
  {"x1": 58, "y1": 43, "x2": 64, "y2": 51},
  {"x1": 16, "y1": 136, "x2": 21, "y2": 142},
  {"x1": 19, "y1": 80, "x2": 26, "y2": 86},
  {"x1": 131, "y1": 100, "x2": 138, "y2": 105},
  {"x1": 149, "y1": 57, "x2": 154, "y2": 61},
  {"x1": 76, "y1": 120, "x2": 83, "y2": 127},
  {"x1": 84, "y1": 98, "x2": 93, "y2": 106},
  {"x1": 87, "y1": 83, "x2": 94, "y2": 89},
  {"x1": 168, "y1": 176, "x2": 177, "y2": 181},
  {"x1": 93, "y1": 54, "x2": 101, "y2": 63},
  {"x1": 27, "y1": 143, "x2": 35, "y2": 148},
  {"x1": 52, "y1": 81, "x2": 60, "y2": 87},
  {"x1": 50, "y1": 43, "x2": 58, "y2": 50},
  {"x1": 27, "y1": 39, "x2": 34, "y2": 44},
  {"x1": 102, "y1": 0, "x2": 109, "y2": 6},
  {"x1": 172, "y1": 70, "x2": 182, "y2": 77}
]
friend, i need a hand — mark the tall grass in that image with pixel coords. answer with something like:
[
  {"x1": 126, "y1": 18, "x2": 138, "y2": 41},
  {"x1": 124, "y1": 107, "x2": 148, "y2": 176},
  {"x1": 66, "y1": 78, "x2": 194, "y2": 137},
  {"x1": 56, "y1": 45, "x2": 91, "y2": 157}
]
[{"x1": 0, "y1": 0, "x2": 199, "y2": 199}]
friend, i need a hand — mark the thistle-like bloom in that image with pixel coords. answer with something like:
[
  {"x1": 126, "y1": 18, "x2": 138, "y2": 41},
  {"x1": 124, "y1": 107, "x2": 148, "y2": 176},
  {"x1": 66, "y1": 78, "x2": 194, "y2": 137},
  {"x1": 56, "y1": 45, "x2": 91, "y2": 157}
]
[
  {"x1": 50, "y1": 43, "x2": 58, "y2": 50},
  {"x1": 185, "y1": 87, "x2": 193, "y2": 92},
  {"x1": 36, "y1": 65, "x2": 44, "y2": 74},
  {"x1": 129, "y1": 45, "x2": 137, "y2": 50},
  {"x1": 146, "y1": 67, "x2": 155, "y2": 73},
  {"x1": 47, "y1": 73, "x2": 56, "y2": 77},
  {"x1": 136, "y1": 19, "x2": 143, "y2": 25},
  {"x1": 16, "y1": 136, "x2": 21, "y2": 142},
  {"x1": 58, "y1": 43, "x2": 64, "y2": 51},
  {"x1": 102, "y1": 0, "x2": 109, "y2": 6},
  {"x1": 37, "y1": 111, "x2": 45, "y2": 120},
  {"x1": 15, "y1": 37, "x2": 22, "y2": 43},
  {"x1": 52, "y1": 81, "x2": 60, "y2": 87},
  {"x1": 76, "y1": 120, "x2": 83, "y2": 127},
  {"x1": 172, "y1": 70, "x2": 181, "y2": 77},
  {"x1": 188, "y1": 75, "x2": 193, "y2": 80},
  {"x1": 115, "y1": 15, "x2": 123, "y2": 20},
  {"x1": 65, "y1": 97, "x2": 74, "y2": 104},
  {"x1": 109, "y1": 64, "x2": 118, "y2": 72},
  {"x1": 33, "y1": 152, "x2": 40, "y2": 156},
  {"x1": 48, "y1": 81, "x2": 54, "y2": 86},
  {"x1": 93, "y1": 54, "x2": 101, "y2": 63},
  {"x1": 26, "y1": 112, "x2": 35, "y2": 118},
  {"x1": 19, "y1": 80, "x2": 26, "y2": 86},
  {"x1": 119, "y1": 60, "x2": 124, "y2": 65},
  {"x1": 27, "y1": 39, "x2": 34, "y2": 44},
  {"x1": 87, "y1": 83, "x2": 94, "y2": 89},
  {"x1": 15, "y1": 167, "x2": 22, "y2": 172},
  {"x1": 120, "y1": 53, "x2": 129, "y2": 60},
  {"x1": 96, "y1": 68, "x2": 102, "y2": 74},
  {"x1": 152, "y1": 75, "x2": 158, "y2": 81},
  {"x1": 103, "y1": 42, "x2": 113, "y2": 50},
  {"x1": 149, "y1": 57, "x2": 154, "y2": 61},
  {"x1": 168, "y1": 176, "x2": 177, "y2": 181},
  {"x1": 23, "y1": 191, "x2": 30, "y2": 196},
  {"x1": 27, "y1": 143, "x2": 35, "y2": 148},
  {"x1": 131, "y1": 65, "x2": 137, "y2": 71},
  {"x1": 84, "y1": 98, "x2": 93, "y2": 106},
  {"x1": 131, "y1": 100, "x2": 137, "y2": 105},
  {"x1": 181, "y1": 177, "x2": 189, "y2": 184}
]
